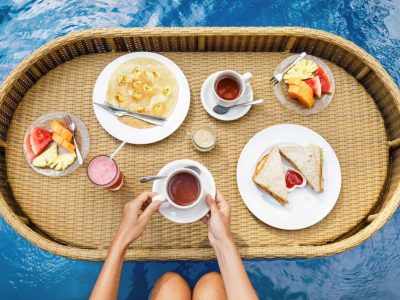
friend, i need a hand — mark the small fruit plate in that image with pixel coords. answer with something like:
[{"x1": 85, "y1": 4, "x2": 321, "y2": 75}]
[
  {"x1": 23, "y1": 112, "x2": 90, "y2": 177},
  {"x1": 272, "y1": 54, "x2": 335, "y2": 115}
]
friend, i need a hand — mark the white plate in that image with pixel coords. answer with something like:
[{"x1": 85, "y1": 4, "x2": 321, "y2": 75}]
[
  {"x1": 200, "y1": 72, "x2": 253, "y2": 121},
  {"x1": 23, "y1": 112, "x2": 90, "y2": 177},
  {"x1": 92, "y1": 52, "x2": 190, "y2": 144},
  {"x1": 152, "y1": 159, "x2": 216, "y2": 224},
  {"x1": 237, "y1": 124, "x2": 341, "y2": 230},
  {"x1": 272, "y1": 54, "x2": 335, "y2": 115}
]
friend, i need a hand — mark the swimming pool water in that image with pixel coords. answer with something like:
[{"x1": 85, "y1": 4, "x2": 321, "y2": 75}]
[{"x1": 0, "y1": 0, "x2": 399, "y2": 299}]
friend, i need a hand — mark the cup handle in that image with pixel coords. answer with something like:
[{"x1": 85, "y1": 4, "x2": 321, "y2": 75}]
[
  {"x1": 242, "y1": 72, "x2": 252, "y2": 84},
  {"x1": 152, "y1": 194, "x2": 168, "y2": 205}
]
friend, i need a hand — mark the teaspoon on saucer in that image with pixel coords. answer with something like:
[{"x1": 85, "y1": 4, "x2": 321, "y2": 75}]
[
  {"x1": 213, "y1": 99, "x2": 264, "y2": 114},
  {"x1": 139, "y1": 165, "x2": 201, "y2": 183}
]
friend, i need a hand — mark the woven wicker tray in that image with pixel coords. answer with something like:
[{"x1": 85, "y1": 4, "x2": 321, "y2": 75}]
[{"x1": 0, "y1": 28, "x2": 399, "y2": 261}]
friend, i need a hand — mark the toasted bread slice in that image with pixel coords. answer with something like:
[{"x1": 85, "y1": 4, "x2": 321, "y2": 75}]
[
  {"x1": 253, "y1": 146, "x2": 288, "y2": 205},
  {"x1": 279, "y1": 144, "x2": 324, "y2": 193}
]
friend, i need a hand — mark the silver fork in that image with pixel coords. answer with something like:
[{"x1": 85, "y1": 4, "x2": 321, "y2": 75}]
[
  {"x1": 63, "y1": 115, "x2": 83, "y2": 165},
  {"x1": 270, "y1": 52, "x2": 307, "y2": 85}
]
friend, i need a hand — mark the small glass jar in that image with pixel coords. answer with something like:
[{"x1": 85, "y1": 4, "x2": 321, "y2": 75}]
[{"x1": 188, "y1": 125, "x2": 217, "y2": 152}]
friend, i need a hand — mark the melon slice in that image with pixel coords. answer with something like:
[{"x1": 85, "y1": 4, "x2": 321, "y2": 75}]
[
  {"x1": 315, "y1": 66, "x2": 332, "y2": 94},
  {"x1": 30, "y1": 127, "x2": 52, "y2": 156},
  {"x1": 24, "y1": 133, "x2": 36, "y2": 161},
  {"x1": 32, "y1": 144, "x2": 58, "y2": 168},
  {"x1": 305, "y1": 76, "x2": 322, "y2": 97}
]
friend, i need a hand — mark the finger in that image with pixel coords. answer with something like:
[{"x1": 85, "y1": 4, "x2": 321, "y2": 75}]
[
  {"x1": 201, "y1": 216, "x2": 209, "y2": 224},
  {"x1": 139, "y1": 200, "x2": 162, "y2": 224},
  {"x1": 205, "y1": 194, "x2": 218, "y2": 214},
  {"x1": 134, "y1": 191, "x2": 158, "y2": 207}
]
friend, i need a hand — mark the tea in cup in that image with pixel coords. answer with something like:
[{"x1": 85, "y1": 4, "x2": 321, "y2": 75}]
[
  {"x1": 213, "y1": 70, "x2": 252, "y2": 106},
  {"x1": 152, "y1": 168, "x2": 203, "y2": 209}
]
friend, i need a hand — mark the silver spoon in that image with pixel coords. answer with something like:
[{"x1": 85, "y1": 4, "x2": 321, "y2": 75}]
[
  {"x1": 139, "y1": 165, "x2": 202, "y2": 183},
  {"x1": 213, "y1": 99, "x2": 264, "y2": 114}
]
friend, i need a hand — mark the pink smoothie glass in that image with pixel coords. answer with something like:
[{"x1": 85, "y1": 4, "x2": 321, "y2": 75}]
[{"x1": 87, "y1": 155, "x2": 124, "y2": 191}]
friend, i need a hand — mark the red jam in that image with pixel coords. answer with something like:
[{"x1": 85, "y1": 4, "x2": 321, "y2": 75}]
[{"x1": 285, "y1": 169, "x2": 304, "y2": 189}]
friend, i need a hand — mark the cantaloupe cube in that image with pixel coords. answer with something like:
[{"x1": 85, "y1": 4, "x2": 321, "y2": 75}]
[
  {"x1": 61, "y1": 140, "x2": 75, "y2": 153},
  {"x1": 288, "y1": 84, "x2": 301, "y2": 99},
  {"x1": 52, "y1": 132, "x2": 64, "y2": 145},
  {"x1": 60, "y1": 128, "x2": 73, "y2": 142},
  {"x1": 51, "y1": 120, "x2": 64, "y2": 135},
  {"x1": 297, "y1": 83, "x2": 315, "y2": 108}
]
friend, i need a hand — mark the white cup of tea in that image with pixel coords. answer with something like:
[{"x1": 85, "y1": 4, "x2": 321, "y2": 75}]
[
  {"x1": 152, "y1": 168, "x2": 204, "y2": 209},
  {"x1": 212, "y1": 70, "x2": 252, "y2": 106}
]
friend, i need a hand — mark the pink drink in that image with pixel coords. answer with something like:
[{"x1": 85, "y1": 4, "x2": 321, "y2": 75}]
[{"x1": 87, "y1": 155, "x2": 124, "y2": 191}]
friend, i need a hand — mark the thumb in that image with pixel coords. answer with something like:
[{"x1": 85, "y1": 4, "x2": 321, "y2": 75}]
[
  {"x1": 206, "y1": 194, "x2": 218, "y2": 214},
  {"x1": 140, "y1": 200, "x2": 162, "y2": 224}
]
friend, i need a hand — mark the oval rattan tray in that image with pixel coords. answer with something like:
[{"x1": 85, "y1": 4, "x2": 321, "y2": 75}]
[{"x1": 0, "y1": 27, "x2": 399, "y2": 261}]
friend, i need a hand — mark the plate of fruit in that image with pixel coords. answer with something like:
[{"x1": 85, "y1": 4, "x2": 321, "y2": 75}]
[
  {"x1": 272, "y1": 54, "x2": 334, "y2": 115},
  {"x1": 23, "y1": 112, "x2": 90, "y2": 177}
]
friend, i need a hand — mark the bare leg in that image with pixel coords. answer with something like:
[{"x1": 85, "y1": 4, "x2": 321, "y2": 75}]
[
  {"x1": 150, "y1": 272, "x2": 191, "y2": 300},
  {"x1": 192, "y1": 272, "x2": 227, "y2": 300}
]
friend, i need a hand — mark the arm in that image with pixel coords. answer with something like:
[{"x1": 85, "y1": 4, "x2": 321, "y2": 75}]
[
  {"x1": 202, "y1": 191, "x2": 258, "y2": 300},
  {"x1": 90, "y1": 192, "x2": 161, "y2": 300}
]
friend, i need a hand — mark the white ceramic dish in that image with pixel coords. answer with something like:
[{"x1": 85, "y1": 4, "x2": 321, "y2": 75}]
[
  {"x1": 152, "y1": 159, "x2": 216, "y2": 224},
  {"x1": 92, "y1": 52, "x2": 190, "y2": 144},
  {"x1": 237, "y1": 124, "x2": 341, "y2": 230},
  {"x1": 201, "y1": 72, "x2": 254, "y2": 121},
  {"x1": 272, "y1": 54, "x2": 335, "y2": 115},
  {"x1": 23, "y1": 112, "x2": 90, "y2": 177}
]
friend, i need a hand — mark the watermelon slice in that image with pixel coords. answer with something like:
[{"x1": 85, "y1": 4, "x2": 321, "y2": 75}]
[
  {"x1": 24, "y1": 133, "x2": 36, "y2": 161},
  {"x1": 305, "y1": 76, "x2": 322, "y2": 98},
  {"x1": 30, "y1": 127, "x2": 52, "y2": 156},
  {"x1": 315, "y1": 66, "x2": 332, "y2": 94}
]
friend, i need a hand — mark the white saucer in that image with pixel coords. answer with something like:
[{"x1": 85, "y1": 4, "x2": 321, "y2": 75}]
[
  {"x1": 152, "y1": 159, "x2": 216, "y2": 224},
  {"x1": 200, "y1": 72, "x2": 254, "y2": 121}
]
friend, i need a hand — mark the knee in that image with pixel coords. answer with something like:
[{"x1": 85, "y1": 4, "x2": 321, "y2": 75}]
[
  {"x1": 150, "y1": 272, "x2": 191, "y2": 300},
  {"x1": 193, "y1": 272, "x2": 227, "y2": 300}
]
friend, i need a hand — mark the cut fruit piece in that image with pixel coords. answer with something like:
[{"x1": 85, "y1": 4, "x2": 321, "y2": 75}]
[
  {"x1": 288, "y1": 81, "x2": 315, "y2": 108},
  {"x1": 60, "y1": 128, "x2": 73, "y2": 142},
  {"x1": 283, "y1": 59, "x2": 318, "y2": 81},
  {"x1": 287, "y1": 78, "x2": 303, "y2": 87},
  {"x1": 51, "y1": 120, "x2": 64, "y2": 135},
  {"x1": 32, "y1": 144, "x2": 58, "y2": 168},
  {"x1": 315, "y1": 66, "x2": 332, "y2": 93},
  {"x1": 61, "y1": 140, "x2": 75, "y2": 153},
  {"x1": 51, "y1": 120, "x2": 73, "y2": 142},
  {"x1": 305, "y1": 76, "x2": 322, "y2": 97},
  {"x1": 49, "y1": 152, "x2": 76, "y2": 171},
  {"x1": 24, "y1": 133, "x2": 36, "y2": 161},
  {"x1": 296, "y1": 83, "x2": 314, "y2": 108},
  {"x1": 30, "y1": 127, "x2": 53, "y2": 156},
  {"x1": 53, "y1": 133, "x2": 75, "y2": 153},
  {"x1": 52, "y1": 133, "x2": 64, "y2": 145}
]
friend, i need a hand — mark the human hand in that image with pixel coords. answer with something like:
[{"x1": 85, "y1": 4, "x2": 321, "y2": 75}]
[
  {"x1": 201, "y1": 191, "x2": 233, "y2": 248},
  {"x1": 114, "y1": 191, "x2": 162, "y2": 249}
]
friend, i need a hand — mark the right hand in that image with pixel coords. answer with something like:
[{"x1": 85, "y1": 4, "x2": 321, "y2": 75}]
[{"x1": 202, "y1": 191, "x2": 233, "y2": 248}]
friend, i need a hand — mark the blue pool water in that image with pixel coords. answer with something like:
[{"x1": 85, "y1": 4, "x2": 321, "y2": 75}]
[{"x1": 0, "y1": 0, "x2": 399, "y2": 299}]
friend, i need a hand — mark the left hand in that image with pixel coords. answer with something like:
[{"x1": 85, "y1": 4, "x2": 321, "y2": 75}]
[{"x1": 114, "y1": 191, "x2": 162, "y2": 249}]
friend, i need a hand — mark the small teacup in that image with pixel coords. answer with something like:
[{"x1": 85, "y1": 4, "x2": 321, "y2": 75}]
[
  {"x1": 212, "y1": 70, "x2": 252, "y2": 107},
  {"x1": 152, "y1": 168, "x2": 204, "y2": 209}
]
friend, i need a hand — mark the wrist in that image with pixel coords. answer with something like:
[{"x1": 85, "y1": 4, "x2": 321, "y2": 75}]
[
  {"x1": 212, "y1": 233, "x2": 235, "y2": 252},
  {"x1": 112, "y1": 231, "x2": 132, "y2": 252}
]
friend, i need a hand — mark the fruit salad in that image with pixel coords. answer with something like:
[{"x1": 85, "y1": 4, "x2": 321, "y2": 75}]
[
  {"x1": 24, "y1": 120, "x2": 77, "y2": 171},
  {"x1": 283, "y1": 59, "x2": 332, "y2": 108}
]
